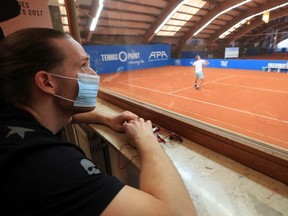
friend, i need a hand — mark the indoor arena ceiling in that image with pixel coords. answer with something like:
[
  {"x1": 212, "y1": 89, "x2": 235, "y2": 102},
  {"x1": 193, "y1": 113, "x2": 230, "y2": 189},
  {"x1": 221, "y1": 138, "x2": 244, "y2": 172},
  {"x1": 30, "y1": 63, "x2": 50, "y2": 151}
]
[{"x1": 49, "y1": 0, "x2": 288, "y2": 55}]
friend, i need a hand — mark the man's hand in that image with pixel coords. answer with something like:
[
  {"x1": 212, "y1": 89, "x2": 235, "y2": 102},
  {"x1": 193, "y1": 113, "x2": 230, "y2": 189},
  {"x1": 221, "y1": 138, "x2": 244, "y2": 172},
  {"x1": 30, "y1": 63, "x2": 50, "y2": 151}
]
[
  {"x1": 107, "y1": 111, "x2": 139, "y2": 132},
  {"x1": 72, "y1": 110, "x2": 138, "y2": 132},
  {"x1": 122, "y1": 118, "x2": 158, "y2": 150}
]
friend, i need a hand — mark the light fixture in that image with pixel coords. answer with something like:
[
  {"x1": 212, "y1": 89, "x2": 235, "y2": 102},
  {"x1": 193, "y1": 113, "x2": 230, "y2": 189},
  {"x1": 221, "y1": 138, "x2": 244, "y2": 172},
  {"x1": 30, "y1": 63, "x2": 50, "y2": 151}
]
[
  {"x1": 90, "y1": 0, "x2": 104, "y2": 31},
  {"x1": 262, "y1": 11, "x2": 270, "y2": 23},
  {"x1": 154, "y1": 0, "x2": 187, "y2": 34}
]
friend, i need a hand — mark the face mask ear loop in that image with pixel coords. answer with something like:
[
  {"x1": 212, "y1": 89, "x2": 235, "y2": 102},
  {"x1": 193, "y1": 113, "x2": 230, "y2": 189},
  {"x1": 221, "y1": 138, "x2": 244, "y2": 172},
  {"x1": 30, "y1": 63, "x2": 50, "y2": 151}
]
[
  {"x1": 49, "y1": 73, "x2": 77, "y2": 80},
  {"x1": 54, "y1": 94, "x2": 76, "y2": 103},
  {"x1": 50, "y1": 73, "x2": 78, "y2": 104}
]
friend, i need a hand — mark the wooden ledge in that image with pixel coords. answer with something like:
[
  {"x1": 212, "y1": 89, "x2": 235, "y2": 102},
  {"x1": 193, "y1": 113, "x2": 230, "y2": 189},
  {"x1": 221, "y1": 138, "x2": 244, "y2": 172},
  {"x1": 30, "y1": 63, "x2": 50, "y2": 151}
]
[{"x1": 98, "y1": 89, "x2": 288, "y2": 184}]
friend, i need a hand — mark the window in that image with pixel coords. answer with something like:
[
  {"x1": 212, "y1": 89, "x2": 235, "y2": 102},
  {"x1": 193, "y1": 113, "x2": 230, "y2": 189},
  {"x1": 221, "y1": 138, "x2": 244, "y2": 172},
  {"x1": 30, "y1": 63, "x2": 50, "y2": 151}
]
[{"x1": 49, "y1": 0, "x2": 288, "y2": 184}]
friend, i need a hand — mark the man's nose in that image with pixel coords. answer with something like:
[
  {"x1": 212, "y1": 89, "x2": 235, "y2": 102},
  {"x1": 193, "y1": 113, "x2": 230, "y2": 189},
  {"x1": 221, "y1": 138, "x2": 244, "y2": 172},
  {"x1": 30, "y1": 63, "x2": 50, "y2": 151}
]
[{"x1": 87, "y1": 66, "x2": 97, "y2": 75}]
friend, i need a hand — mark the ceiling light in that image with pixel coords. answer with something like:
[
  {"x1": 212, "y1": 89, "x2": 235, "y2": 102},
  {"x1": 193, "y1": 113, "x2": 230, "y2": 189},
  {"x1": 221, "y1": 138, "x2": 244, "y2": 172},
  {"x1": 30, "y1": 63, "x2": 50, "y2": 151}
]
[
  {"x1": 154, "y1": 0, "x2": 188, "y2": 34},
  {"x1": 90, "y1": 0, "x2": 104, "y2": 31},
  {"x1": 262, "y1": 11, "x2": 270, "y2": 23}
]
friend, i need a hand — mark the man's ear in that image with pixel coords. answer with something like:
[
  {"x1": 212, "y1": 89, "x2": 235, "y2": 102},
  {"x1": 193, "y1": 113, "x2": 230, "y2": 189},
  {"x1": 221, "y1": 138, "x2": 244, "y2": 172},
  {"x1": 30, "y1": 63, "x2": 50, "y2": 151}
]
[{"x1": 34, "y1": 71, "x2": 56, "y2": 94}]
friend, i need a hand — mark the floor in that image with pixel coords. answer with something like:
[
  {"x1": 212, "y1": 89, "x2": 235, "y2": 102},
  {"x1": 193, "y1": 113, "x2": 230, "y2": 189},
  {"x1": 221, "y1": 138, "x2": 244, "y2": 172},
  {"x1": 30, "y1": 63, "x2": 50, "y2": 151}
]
[{"x1": 99, "y1": 66, "x2": 288, "y2": 151}]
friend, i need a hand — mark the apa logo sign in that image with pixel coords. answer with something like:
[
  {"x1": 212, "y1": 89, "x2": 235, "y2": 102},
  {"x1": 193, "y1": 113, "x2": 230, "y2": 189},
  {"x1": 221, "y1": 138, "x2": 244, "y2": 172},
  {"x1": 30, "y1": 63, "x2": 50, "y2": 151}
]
[{"x1": 148, "y1": 51, "x2": 168, "y2": 61}]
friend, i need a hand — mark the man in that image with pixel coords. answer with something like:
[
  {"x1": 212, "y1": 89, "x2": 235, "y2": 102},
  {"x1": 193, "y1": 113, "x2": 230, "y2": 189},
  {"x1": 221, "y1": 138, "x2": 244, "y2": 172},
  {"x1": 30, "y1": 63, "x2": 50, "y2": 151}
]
[
  {"x1": 192, "y1": 55, "x2": 208, "y2": 90},
  {"x1": 0, "y1": 28, "x2": 197, "y2": 216}
]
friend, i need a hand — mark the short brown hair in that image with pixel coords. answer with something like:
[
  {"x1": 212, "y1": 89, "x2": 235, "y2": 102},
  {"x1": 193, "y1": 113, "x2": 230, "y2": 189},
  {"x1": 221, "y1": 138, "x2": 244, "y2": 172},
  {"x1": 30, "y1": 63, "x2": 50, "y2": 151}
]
[{"x1": 0, "y1": 28, "x2": 71, "y2": 105}]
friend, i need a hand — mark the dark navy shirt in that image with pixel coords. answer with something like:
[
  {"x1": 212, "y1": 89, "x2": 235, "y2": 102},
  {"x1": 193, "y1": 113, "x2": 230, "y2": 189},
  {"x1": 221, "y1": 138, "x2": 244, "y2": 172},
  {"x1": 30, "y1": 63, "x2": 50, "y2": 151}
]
[{"x1": 0, "y1": 103, "x2": 124, "y2": 216}]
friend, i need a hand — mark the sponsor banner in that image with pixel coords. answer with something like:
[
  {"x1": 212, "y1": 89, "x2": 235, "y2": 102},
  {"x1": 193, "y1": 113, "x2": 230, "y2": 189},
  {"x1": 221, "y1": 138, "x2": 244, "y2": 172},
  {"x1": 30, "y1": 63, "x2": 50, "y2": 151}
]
[
  {"x1": 84, "y1": 44, "x2": 170, "y2": 74},
  {"x1": 171, "y1": 58, "x2": 288, "y2": 71},
  {"x1": 0, "y1": 0, "x2": 52, "y2": 38}
]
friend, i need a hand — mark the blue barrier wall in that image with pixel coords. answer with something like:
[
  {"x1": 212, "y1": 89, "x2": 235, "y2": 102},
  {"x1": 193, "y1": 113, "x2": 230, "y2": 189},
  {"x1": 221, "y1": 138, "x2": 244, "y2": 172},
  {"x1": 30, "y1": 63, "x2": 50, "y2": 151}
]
[
  {"x1": 172, "y1": 58, "x2": 288, "y2": 71},
  {"x1": 84, "y1": 44, "x2": 170, "y2": 74},
  {"x1": 84, "y1": 44, "x2": 286, "y2": 73}
]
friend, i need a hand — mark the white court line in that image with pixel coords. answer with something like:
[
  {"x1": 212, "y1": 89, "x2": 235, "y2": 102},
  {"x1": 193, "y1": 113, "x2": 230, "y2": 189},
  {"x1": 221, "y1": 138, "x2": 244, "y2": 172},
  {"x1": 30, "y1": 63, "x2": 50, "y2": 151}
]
[
  {"x1": 169, "y1": 86, "x2": 192, "y2": 94},
  {"x1": 210, "y1": 82, "x2": 288, "y2": 94},
  {"x1": 169, "y1": 75, "x2": 235, "y2": 94},
  {"x1": 210, "y1": 72, "x2": 288, "y2": 81},
  {"x1": 171, "y1": 94, "x2": 288, "y2": 124},
  {"x1": 203, "y1": 73, "x2": 288, "y2": 94},
  {"x1": 118, "y1": 81, "x2": 288, "y2": 125},
  {"x1": 207, "y1": 75, "x2": 236, "y2": 83},
  {"x1": 118, "y1": 82, "x2": 166, "y2": 94},
  {"x1": 128, "y1": 93, "x2": 288, "y2": 145}
]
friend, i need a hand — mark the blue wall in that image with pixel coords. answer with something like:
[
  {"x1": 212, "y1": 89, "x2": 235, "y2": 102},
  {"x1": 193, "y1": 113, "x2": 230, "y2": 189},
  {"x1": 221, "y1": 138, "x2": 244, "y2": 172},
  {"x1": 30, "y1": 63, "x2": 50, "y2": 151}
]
[
  {"x1": 84, "y1": 44, "x2": 170, "y2": 74},
  {"x1": 84, "y1": 44, "x2": 287, "y2": 74},
  {"x1": 172, "y1": 58, "x2": 288, "y2": 71}
]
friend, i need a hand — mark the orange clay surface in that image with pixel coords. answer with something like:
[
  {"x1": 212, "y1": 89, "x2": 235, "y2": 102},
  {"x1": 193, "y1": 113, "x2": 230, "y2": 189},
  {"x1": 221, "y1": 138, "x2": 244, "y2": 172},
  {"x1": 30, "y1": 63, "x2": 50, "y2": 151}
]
[{"x1": 99, "y1": 66, "x2": 288, "y2": 150}]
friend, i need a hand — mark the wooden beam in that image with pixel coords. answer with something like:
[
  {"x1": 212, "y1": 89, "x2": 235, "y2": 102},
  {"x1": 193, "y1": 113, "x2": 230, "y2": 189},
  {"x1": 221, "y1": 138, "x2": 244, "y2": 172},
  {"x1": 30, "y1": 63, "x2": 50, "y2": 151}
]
[
  {"x1": 64, "y1": 0, "x2": 81, "y2": 42},
  {"x1": 142, "y1": 0, "x2": 182, "y2": 42}
]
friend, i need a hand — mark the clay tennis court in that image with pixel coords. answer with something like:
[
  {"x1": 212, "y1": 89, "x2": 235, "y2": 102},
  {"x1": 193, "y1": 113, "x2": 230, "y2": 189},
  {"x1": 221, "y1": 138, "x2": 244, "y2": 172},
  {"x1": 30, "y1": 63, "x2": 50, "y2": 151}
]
[{"x1": 99, "y1": 66, "x2": 288, "y2": 150}]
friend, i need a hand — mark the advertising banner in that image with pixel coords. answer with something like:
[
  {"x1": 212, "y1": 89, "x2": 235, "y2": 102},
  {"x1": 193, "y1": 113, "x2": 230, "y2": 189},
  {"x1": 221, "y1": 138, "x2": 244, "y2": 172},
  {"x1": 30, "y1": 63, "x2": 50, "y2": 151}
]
[
  {"x1": 0, "y1": 0, "x2": 52, "y2": 39},
  {"x1": 171, "y1": 58, "x2": 288, "y2": 71},
  {"x1": 84, "y1": 44, "x2": 170, "y2": 74}
]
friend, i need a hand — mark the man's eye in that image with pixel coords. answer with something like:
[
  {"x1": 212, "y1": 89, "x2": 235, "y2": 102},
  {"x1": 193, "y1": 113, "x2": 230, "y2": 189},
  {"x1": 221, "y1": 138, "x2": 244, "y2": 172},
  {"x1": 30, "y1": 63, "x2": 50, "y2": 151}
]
[
  {"x1": 81, "y1": 65, "x2": 88, "y2": 70},
  {"x1": 81, "y1": 62, "x2": 90, "y2": 69}
]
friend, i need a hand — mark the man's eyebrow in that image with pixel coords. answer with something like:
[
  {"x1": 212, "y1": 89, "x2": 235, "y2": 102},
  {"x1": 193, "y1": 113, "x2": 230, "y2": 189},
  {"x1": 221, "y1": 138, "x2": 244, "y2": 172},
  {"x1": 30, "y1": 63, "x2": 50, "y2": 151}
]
[
  {"x1": 86, "y1": 53, "x2": 90, "y2": 61},
  {"x1": 80, "y1": 54, "x2": 90, "y2": 62}
]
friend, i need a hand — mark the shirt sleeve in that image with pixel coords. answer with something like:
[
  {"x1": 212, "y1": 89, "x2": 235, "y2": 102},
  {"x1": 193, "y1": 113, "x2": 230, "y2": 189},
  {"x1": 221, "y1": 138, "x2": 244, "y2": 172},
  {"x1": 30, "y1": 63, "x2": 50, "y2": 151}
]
[{"x1": 2, "y1": 142, "x2": 125, "y2": 216}]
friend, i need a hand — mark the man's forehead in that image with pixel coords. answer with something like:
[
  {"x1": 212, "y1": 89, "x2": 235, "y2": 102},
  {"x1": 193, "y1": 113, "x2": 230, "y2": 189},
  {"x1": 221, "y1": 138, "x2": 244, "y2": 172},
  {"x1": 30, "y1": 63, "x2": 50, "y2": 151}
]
[
  {"x1": 55, "y1": 37, "x2": 78, "y2": 51},
  {"x1": 58, "y1": 38, "x2": 88, "y2": 61}
]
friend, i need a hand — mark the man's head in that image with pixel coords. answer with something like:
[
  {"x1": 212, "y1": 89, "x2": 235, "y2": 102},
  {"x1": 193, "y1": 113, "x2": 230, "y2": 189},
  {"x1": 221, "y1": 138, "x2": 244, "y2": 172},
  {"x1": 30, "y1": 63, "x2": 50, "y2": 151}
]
[
  {"x1": 195, "y1": 55, "x2": 201, "y2": 60},
  {"x1": 0, "y1": 28, "x2": 70, "y2": 106},
  {"x1": 0, "y1": 28, "x2": 97, "y2": 114}
]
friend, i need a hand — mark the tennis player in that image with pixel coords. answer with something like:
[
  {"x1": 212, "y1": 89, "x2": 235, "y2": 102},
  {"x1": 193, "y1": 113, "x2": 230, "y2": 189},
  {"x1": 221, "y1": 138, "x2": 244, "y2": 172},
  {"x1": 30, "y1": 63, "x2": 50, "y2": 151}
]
[{"x1": 192, "y1": 55, "x2": 208, "y2": 90}]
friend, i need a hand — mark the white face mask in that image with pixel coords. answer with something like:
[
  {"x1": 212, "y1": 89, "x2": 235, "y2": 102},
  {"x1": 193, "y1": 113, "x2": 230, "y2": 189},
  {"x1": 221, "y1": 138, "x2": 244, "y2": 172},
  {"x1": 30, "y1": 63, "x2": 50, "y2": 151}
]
[{"x1": 50, "y1": 73, "x2": 99, "y2": 107}]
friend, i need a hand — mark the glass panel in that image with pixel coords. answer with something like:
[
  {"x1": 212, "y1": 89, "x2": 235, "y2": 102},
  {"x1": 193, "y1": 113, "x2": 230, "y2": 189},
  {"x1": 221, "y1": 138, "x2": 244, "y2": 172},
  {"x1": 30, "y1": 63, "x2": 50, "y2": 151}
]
[{"x1": 48, "y1": 0, "x2": 288, "y2": 163}]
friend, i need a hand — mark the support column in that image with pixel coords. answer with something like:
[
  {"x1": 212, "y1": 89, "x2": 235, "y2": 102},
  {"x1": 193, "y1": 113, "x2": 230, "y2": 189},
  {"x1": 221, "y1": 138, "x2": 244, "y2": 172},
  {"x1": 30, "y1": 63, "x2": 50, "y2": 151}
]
[{"x1": 64, "y1": 0, "x2": 81, "y2": 42}]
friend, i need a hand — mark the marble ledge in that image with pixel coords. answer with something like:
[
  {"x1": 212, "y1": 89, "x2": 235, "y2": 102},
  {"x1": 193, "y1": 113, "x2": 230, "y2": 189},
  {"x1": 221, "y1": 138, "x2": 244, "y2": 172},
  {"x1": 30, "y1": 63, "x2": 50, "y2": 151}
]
[{"x1": 89, "y1": 99, "x2": 288, "y2": 216}]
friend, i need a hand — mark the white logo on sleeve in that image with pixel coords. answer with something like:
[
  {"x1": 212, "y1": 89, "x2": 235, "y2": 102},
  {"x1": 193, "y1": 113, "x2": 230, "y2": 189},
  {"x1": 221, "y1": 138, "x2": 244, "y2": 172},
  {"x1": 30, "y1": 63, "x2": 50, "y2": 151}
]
[
  {"x1": 6, "y1": 126, "x2": 35, "y2": 139},
  {"x1": 80, "y1": 159, "x2": 101, "y2": 175}
]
